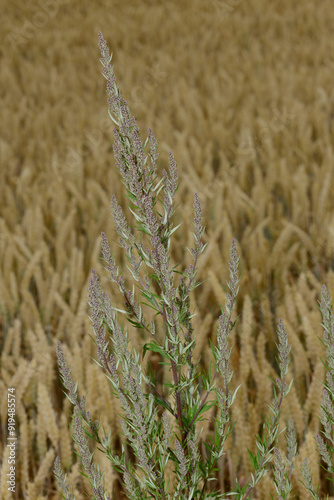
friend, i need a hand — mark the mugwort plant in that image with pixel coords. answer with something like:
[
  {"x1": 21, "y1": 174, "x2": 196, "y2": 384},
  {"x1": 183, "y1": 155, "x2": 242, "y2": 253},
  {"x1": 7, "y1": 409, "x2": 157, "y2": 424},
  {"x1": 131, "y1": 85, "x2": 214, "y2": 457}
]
[{"x1": 53, "y1": 32, "x2": 334, "y2": 500}]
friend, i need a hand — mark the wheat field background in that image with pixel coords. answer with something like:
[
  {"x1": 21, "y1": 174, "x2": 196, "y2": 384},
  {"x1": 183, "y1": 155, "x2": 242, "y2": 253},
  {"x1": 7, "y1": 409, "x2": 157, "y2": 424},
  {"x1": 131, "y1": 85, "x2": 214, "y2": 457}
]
[{"x1": 1, "y1": 0, "x2": 334, "y2": 498}]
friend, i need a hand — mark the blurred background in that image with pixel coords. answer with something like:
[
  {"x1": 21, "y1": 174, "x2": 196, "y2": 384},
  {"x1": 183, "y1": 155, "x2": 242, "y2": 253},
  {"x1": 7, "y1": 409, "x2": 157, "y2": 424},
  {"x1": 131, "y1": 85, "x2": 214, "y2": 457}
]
[{"x1": 1, "y1": 0, "x2": 334, "y2": 498}]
